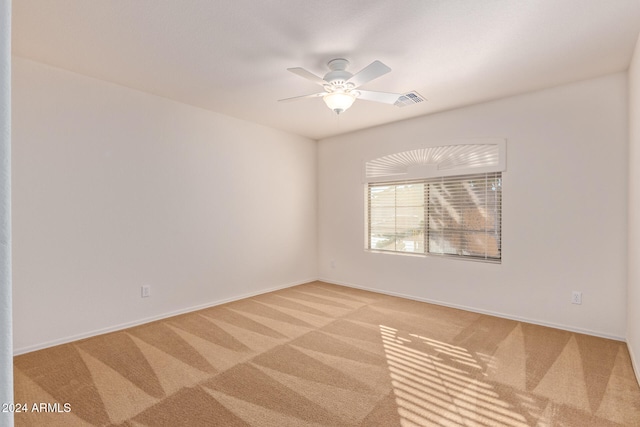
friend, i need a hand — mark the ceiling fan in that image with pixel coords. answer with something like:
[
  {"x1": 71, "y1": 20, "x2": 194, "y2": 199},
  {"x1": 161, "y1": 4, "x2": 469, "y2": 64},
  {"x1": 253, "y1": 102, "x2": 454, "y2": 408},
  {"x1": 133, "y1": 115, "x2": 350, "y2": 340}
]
[{"x1": 279, "y1": 58, "x2": 403, "y2": 115}]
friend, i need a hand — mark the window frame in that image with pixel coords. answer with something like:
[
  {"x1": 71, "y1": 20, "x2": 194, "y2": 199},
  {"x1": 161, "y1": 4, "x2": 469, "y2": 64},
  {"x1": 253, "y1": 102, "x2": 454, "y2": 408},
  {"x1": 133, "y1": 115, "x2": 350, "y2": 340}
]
[{"x1": 366, "y1": 172, "x2": 502, "y2": 263}]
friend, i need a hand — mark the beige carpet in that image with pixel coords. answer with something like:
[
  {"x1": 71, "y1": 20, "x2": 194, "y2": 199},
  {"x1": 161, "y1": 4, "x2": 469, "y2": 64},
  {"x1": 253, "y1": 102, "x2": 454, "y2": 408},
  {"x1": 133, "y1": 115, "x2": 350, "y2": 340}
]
[{"x1": 13, "y1": 281, "x2": 640, "y2": 426}]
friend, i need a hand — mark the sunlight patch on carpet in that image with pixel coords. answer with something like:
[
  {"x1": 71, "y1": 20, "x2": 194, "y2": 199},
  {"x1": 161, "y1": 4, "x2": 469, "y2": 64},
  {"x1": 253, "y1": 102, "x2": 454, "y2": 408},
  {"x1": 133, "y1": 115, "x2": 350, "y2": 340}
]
[{"x1": 380, "y1": 324, "x2": 530, "y2": 427}]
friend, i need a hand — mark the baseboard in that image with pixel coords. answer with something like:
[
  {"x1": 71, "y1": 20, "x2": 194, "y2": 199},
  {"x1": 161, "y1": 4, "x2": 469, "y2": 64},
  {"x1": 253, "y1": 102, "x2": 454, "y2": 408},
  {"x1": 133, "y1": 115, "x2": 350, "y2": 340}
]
[
  {"x1": 13, "y1": 277, "x2": 318, "y2": 356},
  {"x1": 319, "y1": 277, "x2": 626, "y2": 342},
  {"x1": 16, "y1": 276, "x2": 627, "y2": 355}
]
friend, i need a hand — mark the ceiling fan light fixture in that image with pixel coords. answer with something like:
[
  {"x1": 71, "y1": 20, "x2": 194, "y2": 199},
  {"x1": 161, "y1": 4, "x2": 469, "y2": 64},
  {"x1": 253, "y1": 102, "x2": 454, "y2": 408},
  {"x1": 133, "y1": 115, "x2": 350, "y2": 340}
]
[
  {"x1": 281, "y1": 59, "x2": 404, "y2": 114},
  {"x1": 323, "y1": 91, "x2": 356, "y2": 115}
]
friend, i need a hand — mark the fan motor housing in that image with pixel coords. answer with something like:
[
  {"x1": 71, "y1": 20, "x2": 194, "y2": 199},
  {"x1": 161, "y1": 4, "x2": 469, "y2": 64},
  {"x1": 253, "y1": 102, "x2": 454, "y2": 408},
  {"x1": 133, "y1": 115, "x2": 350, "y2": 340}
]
[
  {"x1": 324, "y1": 71, "x2": 352, "y2": 85},
  {"x1": 324, "y1": 58, "x2": 353, "y2": 87}
]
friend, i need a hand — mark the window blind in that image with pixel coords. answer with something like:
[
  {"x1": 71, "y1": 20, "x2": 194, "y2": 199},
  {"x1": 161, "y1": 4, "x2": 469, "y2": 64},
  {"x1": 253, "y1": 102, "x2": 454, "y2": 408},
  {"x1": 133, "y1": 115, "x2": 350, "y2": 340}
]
[
  {"x1": 368, "y1": 172, "x2": 502, "y2": 261},
  {"x1": 364, "y1": 139, "x2": 506, "y2": 183}
]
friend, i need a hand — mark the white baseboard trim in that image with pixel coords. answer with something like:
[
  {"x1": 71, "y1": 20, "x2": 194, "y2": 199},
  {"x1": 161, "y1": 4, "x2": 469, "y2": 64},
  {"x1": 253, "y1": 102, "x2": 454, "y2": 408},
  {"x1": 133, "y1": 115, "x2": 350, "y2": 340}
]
[
  {"x1": 16, "y1": 276, "x2": 627, "y2": 355},
  {"x1": 13, "y1": 277, "x2": 318, "y2": 356},
  {"x1": 319, "y1": 277, "x2": 627, "y2": 342}
]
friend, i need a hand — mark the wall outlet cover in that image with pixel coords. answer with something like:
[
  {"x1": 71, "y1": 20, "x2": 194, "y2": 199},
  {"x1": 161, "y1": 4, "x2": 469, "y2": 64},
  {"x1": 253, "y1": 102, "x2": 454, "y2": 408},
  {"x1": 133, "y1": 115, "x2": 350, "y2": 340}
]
[
  {"x1": 571, "y1": 291, "x2": 582, "y2": 305},
  {"x1": 141, "y1": 285, "x2": 151, "y2": 298}
]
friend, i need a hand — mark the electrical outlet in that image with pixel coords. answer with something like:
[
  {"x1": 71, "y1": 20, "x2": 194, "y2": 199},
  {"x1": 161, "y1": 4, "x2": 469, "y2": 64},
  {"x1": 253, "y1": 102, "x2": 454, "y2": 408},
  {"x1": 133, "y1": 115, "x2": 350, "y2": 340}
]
[
  {"x1": 330, "y1": 260, "x2": 336, "y2": 269},
  {"x1": 571, "y1": 291, "x2": 582, "y2": 305},
  {"x1": 141, "y1": 285, "x2": 151, "y2": 298}
]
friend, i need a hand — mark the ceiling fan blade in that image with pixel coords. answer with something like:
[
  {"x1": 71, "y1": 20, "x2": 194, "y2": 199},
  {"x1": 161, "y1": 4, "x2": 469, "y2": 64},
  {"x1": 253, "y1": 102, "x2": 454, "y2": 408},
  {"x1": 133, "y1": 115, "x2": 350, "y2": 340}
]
[
  {"x1": 356, "y1": 90, "x2": 402, "y2": 104},
  {"x1": 287, "y1": 67, "x2": 327, "y2": 86},
  {"x1": 278, "y1": 92, "x2": 327, "y2": 102},
  {"x1": 347, "y1": 60, "x2": 391, "y2": 88}
]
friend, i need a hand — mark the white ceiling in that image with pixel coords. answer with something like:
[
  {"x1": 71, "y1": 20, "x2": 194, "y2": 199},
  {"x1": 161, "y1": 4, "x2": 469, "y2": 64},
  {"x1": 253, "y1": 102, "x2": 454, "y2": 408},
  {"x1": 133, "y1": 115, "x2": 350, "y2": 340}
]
[{"x1": 12, "y1": 0, "x2": 640, "y2": 140}]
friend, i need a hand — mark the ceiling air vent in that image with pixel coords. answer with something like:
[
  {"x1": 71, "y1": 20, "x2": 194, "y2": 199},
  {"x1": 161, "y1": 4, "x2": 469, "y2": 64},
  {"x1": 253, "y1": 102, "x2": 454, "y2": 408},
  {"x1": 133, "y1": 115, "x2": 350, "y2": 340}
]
[{"x1": 395, "y1": 91, "x2": 426, "y2": 108}]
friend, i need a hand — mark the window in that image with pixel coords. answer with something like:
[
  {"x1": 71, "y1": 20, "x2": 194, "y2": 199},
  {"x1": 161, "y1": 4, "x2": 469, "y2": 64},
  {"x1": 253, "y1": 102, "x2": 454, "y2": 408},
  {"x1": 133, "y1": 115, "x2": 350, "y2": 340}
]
[{"x1": 367, "y1": 172, "x2": 502, "y2": 262}]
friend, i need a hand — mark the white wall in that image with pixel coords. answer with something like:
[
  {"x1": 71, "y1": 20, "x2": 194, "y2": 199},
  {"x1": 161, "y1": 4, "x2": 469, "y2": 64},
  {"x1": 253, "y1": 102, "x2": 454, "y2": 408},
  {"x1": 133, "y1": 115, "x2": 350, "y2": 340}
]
[
  {"x1": 12, "y1": 57, "x2": 318, "y2": 353},
  {"x1": 0, "y1": 1, "x2": 13, "y2": 425},
  {"x1": 319, "y1": 73, "x2": 628, "y2": 339},
  {"x1": 628, "y1": 33, "x2": 640, "y2": 377}
]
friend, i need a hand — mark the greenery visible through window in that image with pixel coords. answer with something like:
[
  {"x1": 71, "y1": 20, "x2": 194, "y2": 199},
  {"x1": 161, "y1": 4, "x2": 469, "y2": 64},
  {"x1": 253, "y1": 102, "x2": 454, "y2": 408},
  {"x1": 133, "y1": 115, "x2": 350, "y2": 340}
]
[{"x1": 367, "y1": 172, "x2": 502, "y2": 261}]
